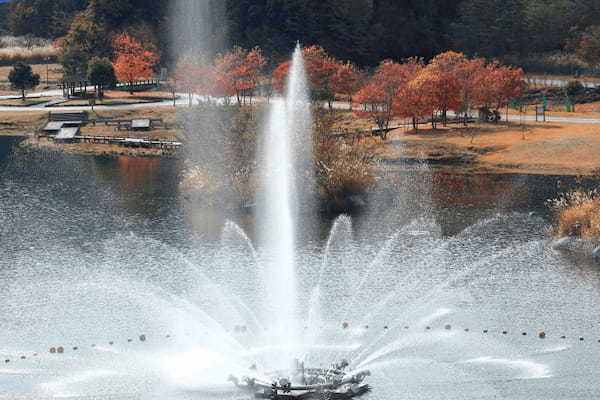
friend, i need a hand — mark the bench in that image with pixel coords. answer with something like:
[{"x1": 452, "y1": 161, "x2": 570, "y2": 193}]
[{"x1": 48, "y1": 112, "x2": 88, "y2": 122}]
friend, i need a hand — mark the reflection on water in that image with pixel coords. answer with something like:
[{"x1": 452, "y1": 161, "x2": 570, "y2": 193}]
[{"x1": 2, "y1": 136, "x2": 599, "y2": 243}]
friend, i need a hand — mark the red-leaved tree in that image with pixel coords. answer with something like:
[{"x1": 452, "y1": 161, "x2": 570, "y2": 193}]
[
  {"x1": 113, "y1": 33, "x2": 158, "y2": 94},
  {"x1": 475, "y1": 62, "x2": 526, "y2": 115},
  {"x1": 354, "y1": 60, "x2": 417, "y2": 139},
  {"x1": 331, "y1": 62, "x2": 363, "y2": 108},
  {"x1": 392, "y1": 59, "x2": 430, "y2": 130},
  {"x1": 272, "y1": 45, "x2": 340, "y2": 105},
  {"x1": 172, "y1": 59, "x2": 213, "y2": 106}
]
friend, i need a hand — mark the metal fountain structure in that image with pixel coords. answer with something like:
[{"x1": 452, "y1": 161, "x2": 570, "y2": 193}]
[{"x1": 229, "y1": 360, "x2": 371, "y2": 399}]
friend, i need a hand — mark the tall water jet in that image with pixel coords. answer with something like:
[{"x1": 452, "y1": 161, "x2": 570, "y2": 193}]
[
  {"x1": 168, "y1": 0, "x2": 225, "y2": 62},
  {"x1": 257, "y1": 44, "x2": 312, "y2": 368}
]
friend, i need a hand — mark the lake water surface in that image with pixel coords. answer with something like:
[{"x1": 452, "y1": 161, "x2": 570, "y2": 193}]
[{"x1": 2, "y1": 137, "x2": 600, "y2": 399}]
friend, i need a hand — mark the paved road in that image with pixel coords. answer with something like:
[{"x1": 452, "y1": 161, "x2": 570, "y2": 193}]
[{"x1": 527, "y1": 77, "x2": 599, "y2": 89}]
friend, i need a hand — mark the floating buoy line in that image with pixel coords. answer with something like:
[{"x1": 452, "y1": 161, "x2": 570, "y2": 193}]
[{"x1": 1, "y1": 324, "x2": 598, "y2": 364}]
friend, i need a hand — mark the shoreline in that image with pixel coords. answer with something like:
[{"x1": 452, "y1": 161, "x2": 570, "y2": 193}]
[
  {"x1": 20, "y1": 137, "x2": 182, "y2": 158},
  {"x1": 14, "y1": 135, "x2": 596, "y2": 176}
]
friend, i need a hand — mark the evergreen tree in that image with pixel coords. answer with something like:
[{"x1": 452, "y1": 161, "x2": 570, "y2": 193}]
[
  {"x1": 87, "y1": 57, "x2": 116, "y2": 97},
  {"x1": 8, "y1": 62, "x2": 40, "y2": 99}
]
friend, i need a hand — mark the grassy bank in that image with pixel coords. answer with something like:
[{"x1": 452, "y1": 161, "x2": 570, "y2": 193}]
[{"x1": 549, "y1": 189, "x2": 600, "y2": 242}]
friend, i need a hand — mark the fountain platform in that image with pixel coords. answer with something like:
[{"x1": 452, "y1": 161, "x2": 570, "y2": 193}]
[{"x1": 229, "y1": 361, "x2": 370, "y2": 399}]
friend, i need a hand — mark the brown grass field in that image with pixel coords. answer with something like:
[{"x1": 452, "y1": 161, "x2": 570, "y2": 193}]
[{"x1": 372, "y1": 120, "x2": 600, "y2": 175}]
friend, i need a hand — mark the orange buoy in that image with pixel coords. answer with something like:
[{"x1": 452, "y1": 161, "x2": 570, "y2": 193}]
[
  {"x1": 341, "y1": 322, "x2": 349, "y2": 329},
  {"x1": 139, "y1": 334, "x2": 146, "y2": 342},
  {"x1": 444, "y1": 324, "x2": 452, "y2": 330},
  {"x1": 538, "y1": 331, "x2": 546, "y2": 339},
  {"x1": 57, "y1": 347, "x2": 64, "y2": 354},
  {"x1": 50, "y1": 347, "x2": 56, "y2": 354}
]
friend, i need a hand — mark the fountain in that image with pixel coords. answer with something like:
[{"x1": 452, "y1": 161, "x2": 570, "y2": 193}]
[{"x1": 226, "y1": 45, "x2": 371, "y2": 398}]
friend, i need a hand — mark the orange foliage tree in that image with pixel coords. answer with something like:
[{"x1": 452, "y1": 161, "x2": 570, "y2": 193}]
[
  {"x1": 454, "y1": 57, "x2": 486, "y2": 124},
  {"x1": 331, "y1": 62, "x2": 363, "y2": 106},
  {"x1": 475, "y1": 62, "x2": 526, "y2": 115},
  {"x1": 272, "y1": 45, "x2": 340, "y2": 105},
  {"x1": 234, "y1": 46, "x2": 267, "y2": 104},
  {"x1": 392, "y1": 59, "x2": 430, "y2": 130},
  {"x1": 211, "y1": 46, "x2": 268, "y2": 105},
  {"x1": 354, "y1": 60, "x2": 417, "y2": 139},
  {"x1": 420, "y1": 51, "x2": 466, "y2": 126},
  {"x1": 113, "y1": 33, "x2": 158, "y2": 93},
  {"x1": 272, "y1": 60, "x2": 291, "y2": 92},
  {"x1": 210, "y1": 51, "x2": 236, "y2": 102},
  {"x1": 172, "y1": 59, "x2": 213, "y2": 106}
]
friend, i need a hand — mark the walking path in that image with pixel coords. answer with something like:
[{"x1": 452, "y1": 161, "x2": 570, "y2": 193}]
[{"x1": 4, "y1": 89, "x2": 600, "y2": 125}]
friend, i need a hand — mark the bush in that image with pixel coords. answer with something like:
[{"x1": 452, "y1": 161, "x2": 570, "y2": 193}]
[
  {"x1": 314, "y1": 108, "x2": 375, "y2": 213},
  {"x1": 566, "y1": 80, "x2": 585, "y2": 96},
  {"x1": 550, "y1": 189, "x2": 600, "y2": 240}
]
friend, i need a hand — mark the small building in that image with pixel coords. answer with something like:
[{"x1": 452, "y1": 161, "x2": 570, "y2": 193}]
[{"x1": 131, "y1": 119, "x2": 152, "y2": 131}]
